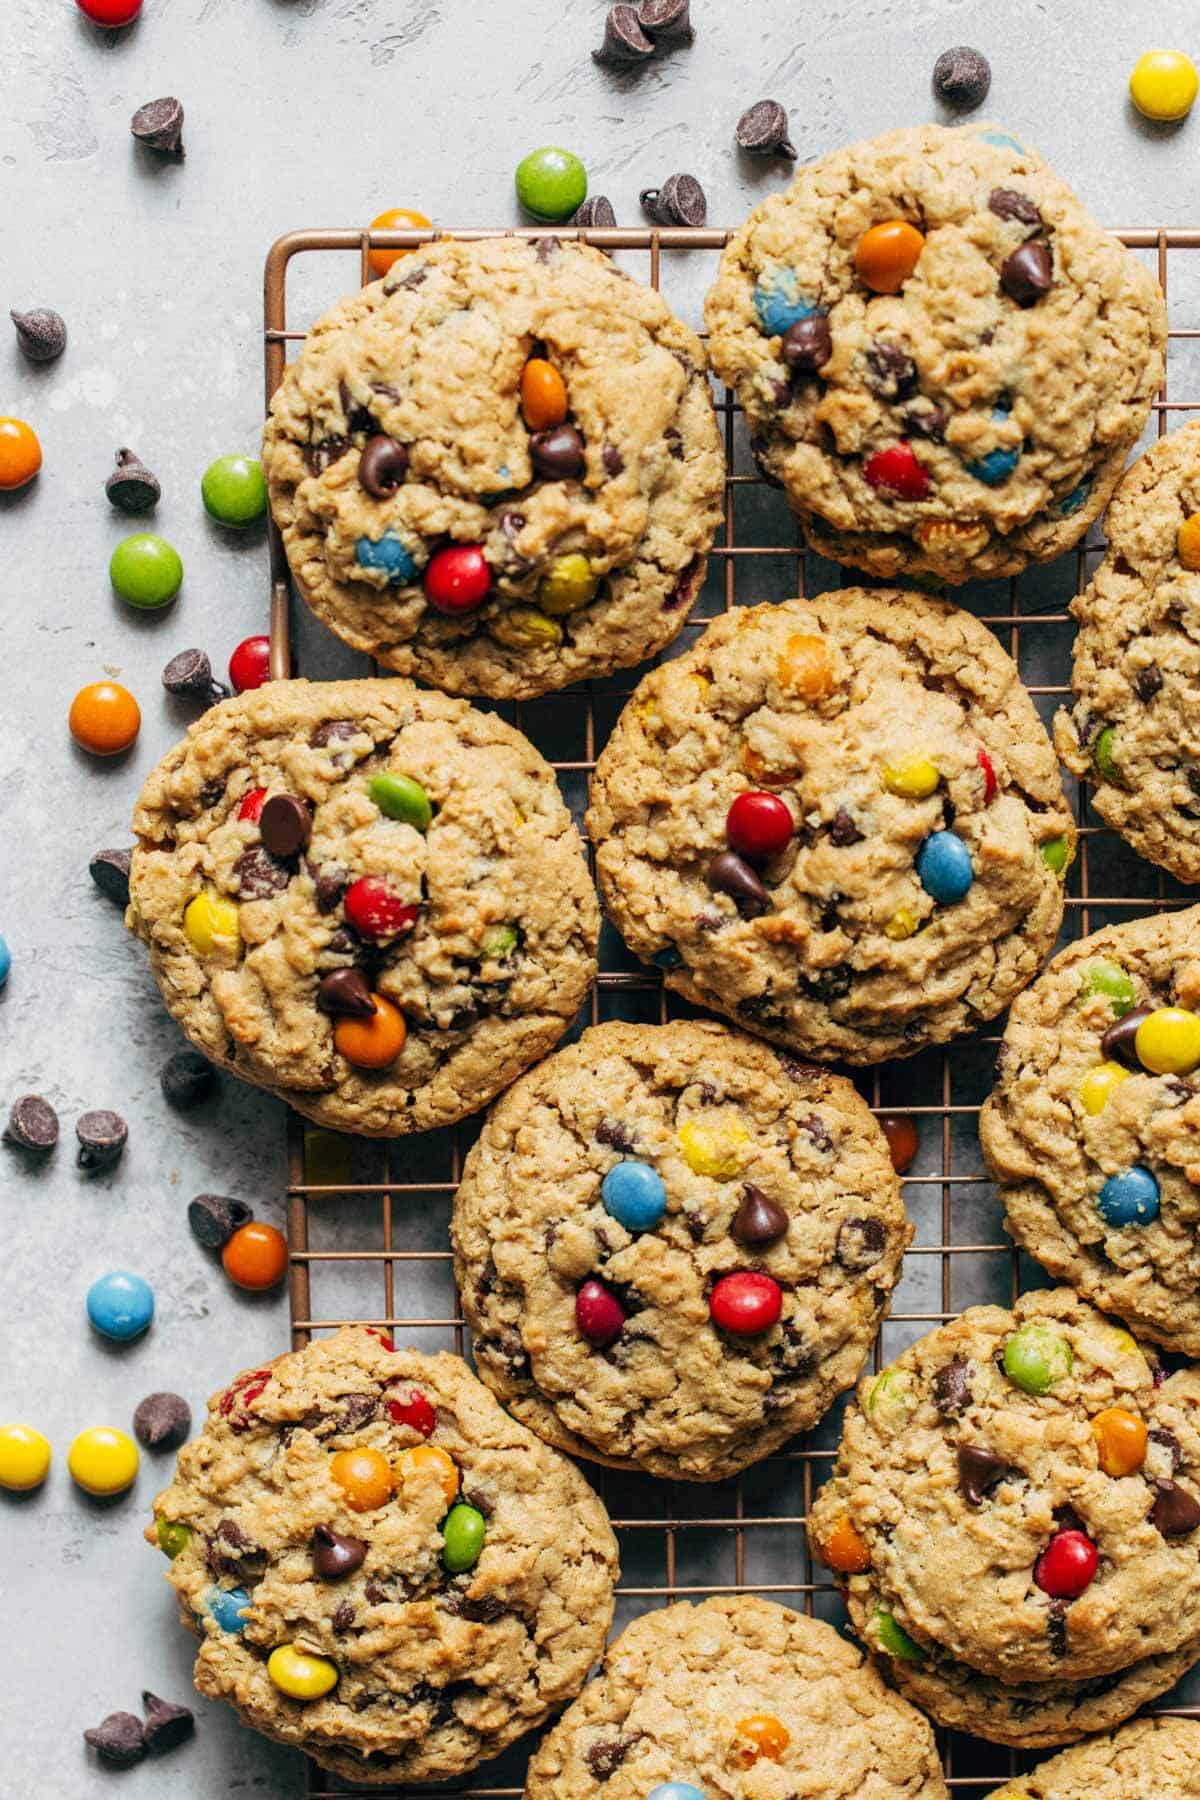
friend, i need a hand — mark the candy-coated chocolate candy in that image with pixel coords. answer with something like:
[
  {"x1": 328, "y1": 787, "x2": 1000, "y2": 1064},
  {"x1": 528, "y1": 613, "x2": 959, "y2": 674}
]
[
  {"x1": 0, "y1": 935, "x2": 9, "y2": 988},
  {"x1": 776, "y1": 631, "x2": 833, "y2": 698},
  {"x1": 367, "y1": 207, "x2": 432, "y2": 277},
  {"x1": 490, "y1": 606, "x2": 563, "y2": 649},
  {"x1": 68, "y1": 1426, "x2": 139, "y2": 1496},
  {"x1": 184, "y1": 890, "x2": 240, "y2": 956},
  {"x1": 1034, "y1": 1528, "x2": 1098, "y2": 1599},
  {"x1": 678, "y1": 1117, "x2": 749, "y2": 1180},
  {"x1": 864, "y1": 441, "x2": 930, "y2": 500},
  {"x1": 423, "y1": 543, "x2": 491, "y2": 612},
  {"x1": 0, "y1": 1423, "x2": 51, "y2": 1491},
  {"x1": 576, "y1": 1277, "x2": 626, "y2": 1347},
  {"x1": 1078, "y1": 1061, "x2": 1130, "y2": 1116},
  {"x1": 873, "y1": 1608, "x2": 923, "y2": 1661},
  {"x1": 110, "y1": 533, "x2": 183, "y2": 609},
  {"x1": 967, "y1": 411, "x2": 1021, "y2": 486},
  {"x1": 753, "y1": 269, "x2": 819, "y2": 337},
  {"x1": 201, "y1": 455, "x2": 266, "y2": 527},
  {"x1": 442, "y1": 1502, "x2": 486, "y2": 1573},
  {"x1": 77, "y1": 0, "x2": 142, "y2": 20},
  {"x1": 334, "y1": 993, "x2": 407, "y2": 1069},
  {"x1": 1003, "y1": 1322, "x2": 1073, "y2": 1394},
  {"x1": 1085, "y1": 960, "x2": 1136, "y2": 1016},
  {"x1": 156, "y1": 1517, "x2": 192, "y2": 1559},
  {"x1": 1177, "y1": 512, "x2": 1200, "y2": 571},
  {"x1": 268, "y1": 1644, "x2": 338, "y2": 1701},
  {"x1": 370, "y1": 773, "x2": 432, "y2": 830},
  {"x1": 520, "y1": 358, "x2": 568, "y2": 430},
  {"x1": 1058, "y1": 478, "x2": 1093, "y2": 516},
  {"x1": 1130, "y1": 49, "x2": 1199, "y2": 121},
  {"x1": 865, "y1": 1368, "x2": 911, "y2": 1431},
  {"x1": 537, "y1": 552, "x2": 598, "y2": 615},
  {"x1": 311, "y1": 1524, "x2": 367, "y2": 1580},
  {"x1": 916, "y1": 831, "x2": 973, "y2": 904},
  {"x1": 1097, "y1": 1165, "x2": 1160, "y2": 1227},
  {"x1": 709, "y1": 1270, "x2": 782, "y2": 1335},
  {"x1": 1092, "y1": 1406, "x2": 1148, "y2": 1478},
  {"x1": 648, "y1": 1786, "x2": 707, "y2": 1800},
  {"x1": 480, "y1": 922, "x2": 519, "y2": 961},
  {"x1": 69, "y1": 681, "x2": 141, "y2": 756},
  {"x1": 238, "y1": 787, "x2": 267, "y2": 824},
  {"x1": 358, "y1": 435, "x2": 409, "y2": 497},
  {"x1": 820, "y1": 1512, "x2": 871, "y2": 1573},
  {"x1": 228, "y1": 635, "x2": 273, "y2": 693},
  {"x1": 601, "y1": 1160, "x2": 667, "y2": 1232},
  {"x1": 205, "y1": 1585, "x2": 251, "y2": 1633},
  {"x1": 86, "y1": 1270, "x2": 154, "y2": 1342},
  {"x1": 980, "y1": 130, "x2": 1025, "y2": 150},
  {"x1": 879, "y1": 1113, "x2": 919, "y2": 1174},
  {"x1": 394, "y1": 1442, "x2": 459, "y2": 1507},
  {"x1": 0, "y1": 416, "x2": 42, "y2": 489},
  {"x1": 329, "y1": 1446, "x2": 394, "y2": 1512},
  {"x1": 726, "y1": 790, "x2": 793, "y2": 860},
  {"x1": 1041, "y1": 833, "x2": 1070, "y2": 876},
  {"x1": 1135, "y1": 1007, "x2": 1200, "y2": 1075},
  {"x1": 222, "y1": 1221, "x2": 288, "y2": 1291},
  {"x1": 386, "y1": 1387, "x2": 436, "y2": 1436},
  {"x1": 884, "y1": 906, "x2": 918, "y2": 940},
  {"x1": 343, "y1": 877, "x2": 417, "y2": 941},
  {"x1": 855, "y1": 220, "x2": 926, "y2": 293},
  {"x1": 977, "y1": 747, "x2": 997, "y2": 803},
  {"x1": 356, "y1": 530, "x2": 418, "y2": 585},
  {"x1": 1092, "y1": 725, "x2": 1121, "y2": 783},
  {"x1": 515, "y1": 146, "x2": 588, "y2": 220},
  {"x1": 735, "y1": 1713, "x2": 790, "y2": 1764},
  {"x1": 882, "y1": 754, "x2": 940, "y2": 799}
]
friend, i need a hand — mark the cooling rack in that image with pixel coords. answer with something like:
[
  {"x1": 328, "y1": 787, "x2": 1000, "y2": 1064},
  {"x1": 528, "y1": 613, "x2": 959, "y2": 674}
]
[{"x1": 263, "y1": 222, "x2": 1200, "y2": 1797}]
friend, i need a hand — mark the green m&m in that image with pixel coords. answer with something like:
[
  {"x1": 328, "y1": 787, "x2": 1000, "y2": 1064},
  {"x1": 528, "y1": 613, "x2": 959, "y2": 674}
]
[
  {"x1": 110, "y1": 533, "x2": 183, "y2": 609},
  {"x1": 156, "y1": 1517, "x2": 192, "y2": 1559},
  {"x1": 1003, "y1": 1322, "x2": 1073, "y2": 1396},
  {"x1": 873, "y1": 1608, "x2": 923, "y2": 1661},
  {"x1": 1084, "y1": 960, "x2": 1136, "y2": 1017},
  {"x1": 201, "y1": 454, "x2": 267, "y2": 527},
  {"x1": 441, "y1": 1502, "x2": 486, "y2": 1573},
  {"x1": 370, "y1": 773, "x2": 432, "y2": 831},
  {"x1": 515, "y1": 146, "x2": 587, "y2": 221}
]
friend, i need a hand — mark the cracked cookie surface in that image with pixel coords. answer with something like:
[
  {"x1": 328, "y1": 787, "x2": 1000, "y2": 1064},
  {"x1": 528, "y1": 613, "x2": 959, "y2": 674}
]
[
  {"x1": 704, "y1": 123, "x2": 1164, "y2": 584},
  {"x1": 147, "y1": 1328, "x2": 618, "y2": 1786},
  {"x1": 126, "y1": 678, "x2": 597, "y2": 1135},
  {"x1": 452, "y1": 1019, "x2": 907, "y2": 1481},
  {"x1": 989, "y1": 1716, "x2": 1200, "y2": 1797},
  {"x1": 585, "y1": 590, "x2": 1073, "y2": 1065},
  {"x1": 263, "y1": 235, "x2": 724, "y2": 699}
]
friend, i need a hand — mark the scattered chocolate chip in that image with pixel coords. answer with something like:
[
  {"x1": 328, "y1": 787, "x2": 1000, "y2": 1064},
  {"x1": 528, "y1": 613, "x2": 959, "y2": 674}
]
[
  {"x1": 572, "y1": 196, "x2": 617, "y2": 229},
  {"x1": 1135, "y1": 662, "x2": 1163, "y2": 702},
  {"x1": 866, "y1": 339, "x2": 918, "y2": 399},
  {"x1": 638, "y1": 0, "x2": 692, "y2": 40},
  {"x1": 639, "y1": 172, "x2": 707, "y2": 226},
  {"x1": 530, "y1": 423, "x2": 585, "y2": 480},
  {"x1": 260, "y1": 794, "x2": 312, "y2": 859},
  {"x1": 76, "y1": 1109, "x2": 127, "y2": 1173},
  {"x1": 317, "y1": 967, "x2": 375, "y2": 1018},
  {"x1": 131, "y1": 96, "x2": 185, "y2": 155},
  {"x1": 828, "y1": 807, "x2": 864, "y2": 846},
  {"x1": 802, "y1": 965, "x2": 853, "y2": 1002},
  {"x1": 735, "y1": 97, "x2": 797, "y2": 158},
  {"x1": 732, "y1": 1184, "x2": 788, "y2": 1248},
  {"x1": 337, "y1": 1393, "x2": 378, "y2": 1432},
  {"x1": 666, "y1": 556, "x2": 702, "y2": 611},
  {"x1": 1000, "y1": 242, "x2": 1053, "y2": 305},
  {"x1": 84, "y1": 1712, "x2": 146, "y2": 1768},
  {"x1": 988, "y1": 187, "x2": 1043, "y2": 229},
  {"x1": 957, "y1": 1443, "x2": 1009, "y2": 1505},
  {"x1": 234, "y1": 846, "x2": 290, "y2": 900},
  {"x1": 312, "y1": 1524, "x2": 368, "y2": 1580},
  {"x1": 89, "y1": 847, "x2": 133, "y2": 907},
  {"x1": 4, "y1": 1095, "x2": 59, "y2": 1153},
  {"x1": 160, "y1": 1048, "x2": 217, "y2": 1110},
  {"x1": 140, "y1": 1692, "x2": 194, "y2": 1755},
  {"x1": 106, "y1": 447, "x2": 160, "y2": 513},
  {"x1": 933, "y1": 1356, "x2": 972, "y2": 1415},
  {"x1": 1151, "y1": 1479, "x2": 1200, "y2": 1537},
  {"x1": 314, "y1": 867, "x2": 350, "y2": 914},
  {"x1": 799, "y1": 1113, "x2": 834, "y2": 1153},
  {"x1": 707, "y1": 849, "x2": 769, "y2": 918},
  {"x1": 602, "y1": 443, "x2": 624, "y2": 476},
  {"x1": 835, "y1": 1215, "x2": 887, "y2": 1270},
  {"x1": 392, "y1": 262, "x2": 428, "y2": 289},
  {"x1": 187, "y1": 1192, "x2": 253, "y2": 1250},
  {"x1": 358, "y1": 434, "x2": 408, "y2": 498},
  {"x1": 585, "y1": 1734, "x2": 642, "y2": 1779},
  {"x1": 1100, "y1": 1001, "x2": 1154, "y2": 1068},
  {"x1": 161, "y1": 647, "x2": 228, "y2": 707},
  {"x1": 133, "y1": 1391, "x2": 192, "y2": 1450},
  {"x1": 332, "y1": 1601, "x2": 356, "y2": 1633},
  {"x1": 781, "y1": 315, "x2": 832, "y2": 373},
  {"x1": 932, "y1": 45, "x2": 991, "y2": 110},
  {"x1": 10, "y1": 306, "x2": 66, "y2": 363},
  {"x1": 593, "y1": 4, "x2": 654, "y2": 64},
  {"x1": 903, "y1": 400, "x2": 948, "y2": 442}
]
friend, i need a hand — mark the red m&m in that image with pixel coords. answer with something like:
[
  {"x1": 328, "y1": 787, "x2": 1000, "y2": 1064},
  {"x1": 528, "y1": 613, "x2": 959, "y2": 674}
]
[
  {"x1": 709, "y1": 1271, "x2": 783, "y2": 1336},
  {"x1": 727, "y1": 792, "x2": 793, "y2": 861},
  {"x1": 977, "y1": 747, "x2": 997, "y2": 805},
  {"x1": 229, "y1": 636, "x2": 273, "y2": 693},
  {"x1": 387, "y1": 1388, "x2": 436, "y2": 1437},
  {"x1": 238, "y1": 788, "x2": 267, "y2": 823},
  {"x1": 576, "y1": 1278, "x2": 625, "y2": 1347},
  {"x1": 1033, "y1": 1528, "x2": 1098, "y2": 1598},
  {"x1": 423, "y1": 544, "x2": 491, "y2": 613},
  {"x1": 343, "y1": 877, "x2": 418, "y2": 941},
  {"x1": 76, "y1": 0, "x2": 143, "y2": 23},
  {"x1": 864, "y1": 442, "x2": 930, "y2": 501}
]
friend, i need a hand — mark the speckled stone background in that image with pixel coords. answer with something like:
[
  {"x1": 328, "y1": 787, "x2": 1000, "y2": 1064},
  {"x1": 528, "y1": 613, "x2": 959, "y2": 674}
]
[{"x1": 3, "y1": 0, "x2": 1200, "y2": 1793}]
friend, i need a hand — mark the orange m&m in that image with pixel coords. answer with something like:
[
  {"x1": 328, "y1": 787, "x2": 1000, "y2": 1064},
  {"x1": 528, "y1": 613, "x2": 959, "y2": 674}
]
[
  {"x1": 69, "y1": 681, "x2": 140, "y2": 756},
  {"x1": 820, "y1": 1512, "x2": 872, "y2": 1574},
  {"x1": 735, "y1": 1713, "x2": 791, "y2": 1764},
  {"x1": 855, "y1": 221, "x2": 926, "y2": 295},
  {"x1": 0, "y1": 417, "x2": 42, "y2": 490},
  {"x1": 222, "y1": 1222, "x2": 288, "y2": 1292},
  {"x1": 367, "y1": 208, "x2": 432, "y2": 277},
  {"x1": 520, "y1": 359, "x2": 569, "y2": 430},
  {"x1": 330, "y1": 1447, "x2": 394, "y2": 1512},
  {"x1": 334, "y1": 994, "x2": 406, "y2": 1069},
  {"x1": 1092, "y1": 1406, "x2": 1148, "y2": 1478}
]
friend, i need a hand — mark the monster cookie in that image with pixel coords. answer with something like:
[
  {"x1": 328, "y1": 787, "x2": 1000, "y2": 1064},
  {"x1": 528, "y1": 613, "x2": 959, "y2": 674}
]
[
  {"x1": 263, "y1": 235, "x2": 724, "y2": 699},
  {"x1": 126, "y1": 678, "x2": 597, "y2": 1135},
  {"x1": 524, "y1": 1595, "x2": 949, "y2": 1798},
  {"x1": 1055, "y1": 424, "x2": 1200, "y2": 881},
  {"x1": 990, "y1": 1716, "x2": 1200, "y2": 1797},
  {"x1": 452, "y1": 1019, "x2": 908, "y2": 1482},
  {"x1": 810, "y1": 1291, "x2": 1200, "y2": 1698},
  {"x1": 147, "y1": 1328, "x2": 618, "y2": 1786},
  {"x1": 704, "y1": 123, "x2": 1165, "y2": 584},
  {"x1": 586, "y1": 591, "x2": 1074, "y2": 1065},
  {"x1": 980, "y1": 908, "x2": 1200, "y2": 1355}
]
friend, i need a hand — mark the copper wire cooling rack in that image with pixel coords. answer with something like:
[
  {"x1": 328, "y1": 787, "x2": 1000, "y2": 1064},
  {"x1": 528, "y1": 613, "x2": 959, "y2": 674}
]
[{"x1": 264, "y1": 224, "x2": 1200, "y2": 1797}]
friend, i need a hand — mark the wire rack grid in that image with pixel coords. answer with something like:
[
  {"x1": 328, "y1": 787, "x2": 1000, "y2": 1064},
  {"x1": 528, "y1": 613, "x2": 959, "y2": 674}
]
[{"x1": 263, "y1": 222, "x2": 1200, "y2": 1798}]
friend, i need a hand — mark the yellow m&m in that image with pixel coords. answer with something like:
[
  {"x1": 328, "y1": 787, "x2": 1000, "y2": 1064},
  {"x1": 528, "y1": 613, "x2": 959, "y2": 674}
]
[
  {"x1": 68, "y1": 1426, "x2": 139, "y2": 1497},
  {"x1": 1129, "y1": 50, "x2": 1198, "y2": 122},
  {"x1": 881, "y1": 755, "x2": 940, "y2": 800},
  {"x1": 0, "y1": 1423, "x2": 51, "y2": 1491},
  {"x1": 1135, "y1": 1007, "x2": 1200, "y2": 1076},
  {"x1": 677, "y1": 1118, "x2": 750, "y2": 1180},
  {"x1": 268, "y1": 1644, "x2": 338, "y2": 1700},
  {"x1": 184, "y1": 890, "x2": 240, "y2": 957},
  {"x1": 1078, "y1": 1061, "x2": 1131, "y2": 1116}
]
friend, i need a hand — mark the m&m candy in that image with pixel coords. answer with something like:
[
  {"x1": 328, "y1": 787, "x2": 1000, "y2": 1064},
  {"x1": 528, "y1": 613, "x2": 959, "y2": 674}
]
[
  {"x1": 1034, "y1": 1528, "x2": 1098, "y2": 1599},
  {"x1": 726, "y1": 790, "x2": 793, "y2": 860},
  {"x1": 1002, "y1": 1322, "x2": 1073, "y2": 1395},
  {"x1": 222, "y1": 1221, "x2": 288, "y2": 1291},
  {"x1": 367, "y1": 207, "x2": 432, "y2": 277},
  {"x1": 916, "y1": 831, "x2": 974, "y2": 904},
  {"x1": 601, "y1": 1161, "x2": 666, "y2": 1232},
  {"x1": 709, "y1": 1271, "x2": 783, "y2": 1335},
  {"x1": 0, "y1": 417, "x2": 42, "y2": 490},
  {"x1": 1097, "y1": 1165, "x2": 1160, "y2": 1227},
  {"x1": 69, "y1": 682, "x2": 141, "y2": 756},
  {"x1": 205, "y1": 1585, "x2": 251, "y2": 1633},
  {"x1": 1129, "y1": 49, "x2": 1199, "y2": 121},
  {"x1": 268, "y1": 1644, "x2": 338, "y2": 1700},
  {"x1": 0, "y1": 1423, "x2": 51, "y2": 1491},
  {"x1": 576, "y1": 1278, "x2": 626, "y2": 1347},
  {"x1": 1135, "y1": 1007, "x2": 1200, "y2": 1076},
  {"x1": 68, "y1": 1426, "x2": 139, "y2": 1496},
  {"x1": 229, "y1": 635, "x2": 273, "y2": 693},
  {"x1": 86, "y1": 1270, "x2": 154, "y2": 1342}
]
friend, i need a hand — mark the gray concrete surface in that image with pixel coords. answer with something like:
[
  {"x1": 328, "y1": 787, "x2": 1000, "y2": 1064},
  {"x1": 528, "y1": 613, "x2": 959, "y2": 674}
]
[{"x1": 3, "y1": 0, "x2": 1200, "y2": 1792}]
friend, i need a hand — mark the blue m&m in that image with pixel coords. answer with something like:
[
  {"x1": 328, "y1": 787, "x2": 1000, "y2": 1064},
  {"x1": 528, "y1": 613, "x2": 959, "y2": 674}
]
[
  {"x1": 0, "y1": 934, "x2": 9, "y2": 988},
  {"x1": 980, "y1": 130, "x2": 1024, "y2": 151},
  {"x1": 915, "y1": 832, "x2": 974, "y2": 905},
  {"x1": 753, "y1": 268, "x2": 820, "y2": 337},
  {"x1": 967, "y1": 409, "x2": 1021, "y2": 486},
  {"x1": 601, "y1": 1160, "x2": 666, "y2": 1232},
  {"x1": 355, "y1": 531, "x2": 418, "y2": 584},
  {"x1": 205, "y1": 1586, "x2": 251, "y2": 1634},
  {"x1": 648, "y1": 1785, "x2": 707, "y2": 1800},
  {"x1": 1097, "y1": 1165, "x2": 1160, "y2": 1227},
  {"x1": 86, "y1": 1270, "x2": 154, "y2": 1342},
  {"x1": 1057, "y1": 478, "x2": 1092, "y2": 517}
]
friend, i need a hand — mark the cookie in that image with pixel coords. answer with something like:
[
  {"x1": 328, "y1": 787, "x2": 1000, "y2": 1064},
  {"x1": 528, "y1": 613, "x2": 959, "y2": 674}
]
[
  {"x1": 981, "y1": 908, "x2": 1200, "y2": 1355},
  {"x1": 704, "y1": 123, "x2": 1165, "y2": 585},
  {"x1": 263, "y1": 235, "x2": 724, "y2": 700},
  {"x1": 452, "y1": 1019, "x2": 908, "y2": 1482},
  {"x1": 524, "y1": 1595, "x2": 949, "y2": 1798},
  {"x1": 126, "y1": 678, "x2": 597, "y2": 1136},
  {"x1": 990, "y1": 1716, "x2": 1200, "y2": 1797},
  {"x1": 809, "y1": 1290, "x2": 1200, "y2": 1694},
  {"x1": 1055, "y1": 424, "x2": 1200, "y2": 881},
  {"x1": 585, "y1": 590, "x2": 1074, "y2": 1066},
  {"x1": 146, "y1": 1328, "x2": 619, "y2": 1787}
]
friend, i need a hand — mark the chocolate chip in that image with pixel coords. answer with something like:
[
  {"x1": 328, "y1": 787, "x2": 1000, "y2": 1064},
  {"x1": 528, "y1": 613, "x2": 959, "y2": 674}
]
[
  {"x1": 988, "y1": 187, "x2": 1043, "y2": 230},
  {"x1": 260, "y1": 794, "x2": 312, "y2": 860},
  {"x1": 76, "y1": 1109, "x2": 127, "y2": 1172},
  {"x1": 131, "y1": 96, "x2": 185, "y2": 155},
  {"x1": 1101, "y1": 1001, "x2": 1154, "y2": 1068},
  {"x1": 312, "y1": 1524, "x2": 368, "y2": 1580},
  {"x1": 84, "y1": 1712, "x2": 146, "y2": 1768},
  {"x1": 1047, "y1": 1597, "x2": 1069, "y2": 1658},
  {"x1": 4, "y1": 1095, "x2": 59, "y2": 1153},
  {"x1": 160, "y1": 1048, "x2": 217, "y2": 1110},
  {"x1": 933, "y1": 1356, "x2": 972, "y2": 1415},
  {"x1": 140, "y1": 1692, "x2": 194, "y2": 1754},
  {"x1": 306, "y1": 434, "x2": 352, "y2": 474},
  {"x1": 593, "y1": 4, "x2": 654, "y2": 63},
  {"x1": 1149, "y1": 1427, "x2": 1183, "y2": 1472},
  {"x1": 162, "y1": 647, "x2": 227, "y2": 705},
  {"x1": 732, "y1": 1184, "x2": 788, "y2": 1247},
  {"x1": 596, "y1": 1117, "x2": 635, "y2": 1152},
  {"x1": 199, "y1": 778, "x2": 226, "y2": 810},
  {"x1": 337, "y1": 1393, "x2": 378, "y2": 1432},
  {"x1": 780, "y1": 315, "x2": 832, "y2": 374},
  {"x1": 573, "y1": 196, "x2": 617, "y2": 230},
  {"x1": 311, "y1": 718, "x2": 359, "y2": 752},
  {"x1": 866, "y1": 339, "x2": 918, "y2": 399},
  {"x1": 802, "y1": 965, "x2": 853, "y2": 1003},
  {"x1": 957, "y1": 1443, "x2": 1009, "y2": 1505},
  {"x1": 106, "y1": 447, "x2": 160, "y2": 513},
  {"x1": 88, "y1": 846, "x2": 133, "y2": 909},
  {"x1": 799, "y1": 1113, "x2": 834, "y2": 1153},
  {"x1": 234, "y1": 847, "x2": 290, "y2": 900},
  {"x1": 735, "y1": 97, "x2": 797, "y2": 158},
  {"x1": 640, "y1": 173, "x2": 707, "y2": 227},
  {"x1": 534, "y1": 236, "x2": 562, "y2": 262},
  {"x1": 188, "y1": 1192, "x2": 253, "y2": 1250},
  {"x1": 392, "y1": 262, "x2": 428, "y2": 289},
  {"x1": 133, "y1": 1391, "x2": 192, "y2": 1450},
  {"x1": 835, "y1": 1216, "x2": 887, "y2": 1270},
  {"x1": 332, "y1": 1601, "x2": 356, "y2": 1633},
  {"x1": 601, "y1": 442, "x2": 624, "y2": 476},
  {"x1": 317, "y1": 967, "x2": 375, "y2": 1018},
  {"x1": 1135, "y1": 662, "x2": 1163, "y2": 702},
  {"x1": 1000, "y1": 242, "x2": 1053, "y2": 305},
  {"x1": 829, "y1": 808, "x2": 864, "y2": 846},
  {"x1": 314, "y1": 867, "x2": 350, "y2": 914},
  {"x1": 585, "y1": 1734, "x2": 642, "y2": 1779},
  {"x1": 638, "y1": 0, "x2": 692, "y2": 41},
  {"x1": 903, "y1": 400, "x2": 948, "y2": 442},
  {"x1": 707, "y1": 849, "x2": 769, "y2": 918},
  {"x1": 530, "y1": 423, "x2": 585, "y2": 480},
  {"x1": 932, "y1": 45, "x2": 991, "y2": 110},
  {"x1": 1150, "y1": 1479, "x2": 1200, "y2": 1537},
  {"x1": 10, "y1": 306, "x2": 66, "y2": 363},
  {"x1": 358, "y1": 434, "x2": 408, "y2": 498}
]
